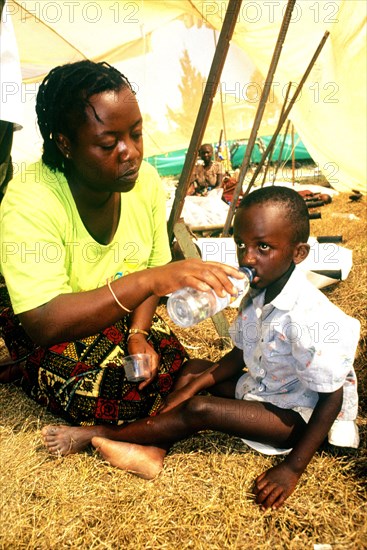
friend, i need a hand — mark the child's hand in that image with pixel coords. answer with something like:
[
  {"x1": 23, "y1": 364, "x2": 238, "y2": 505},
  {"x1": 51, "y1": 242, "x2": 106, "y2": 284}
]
[
  {"x1": 253, "y1": 462, "x2": 301, "y2": 510},
  {"x1": 158, "y1": 387, "x2": 195, "y2": 414}
]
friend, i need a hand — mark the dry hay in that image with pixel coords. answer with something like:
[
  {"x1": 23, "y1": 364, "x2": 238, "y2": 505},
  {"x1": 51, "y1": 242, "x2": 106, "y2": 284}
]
[{"x1": 1, "y1": 192, "x2": 366, "y2": 549}]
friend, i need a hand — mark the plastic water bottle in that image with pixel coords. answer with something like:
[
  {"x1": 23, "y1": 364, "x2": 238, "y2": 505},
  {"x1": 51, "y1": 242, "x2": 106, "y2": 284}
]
[{"x1": 167, "y1": 266, "x2": 255, "y2": 328}]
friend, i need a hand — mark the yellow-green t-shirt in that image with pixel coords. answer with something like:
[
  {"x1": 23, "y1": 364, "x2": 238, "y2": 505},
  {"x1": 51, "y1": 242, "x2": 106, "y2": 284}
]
[{"x1": 0, "y1": 160, "x2": 171, "y2": 314}]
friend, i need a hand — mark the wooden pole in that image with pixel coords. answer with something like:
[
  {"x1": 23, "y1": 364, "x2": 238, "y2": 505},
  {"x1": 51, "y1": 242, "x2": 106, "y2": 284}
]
[
  {"x1": 222, "y1": 0, "x2": 297, "y2": 236},
  {"x1": 213, "y1": 30, "x2": 230, "y2": 172},
  {"x1": 261, "y1": 82, "x2": 292, "y2": 187},
  {"x1": 167, "y1": 0, "x2": 242, "y2": 243},
  {"x1": 291, "y1": 123, "x2": 295, "y2": 185},
  {"x1": 216, "y1": 128, "x2": 223, "y2": 162},
  {"x1": 272, "y1": 119, "x2": 291, "y2": 184},
  {"x1": 242, "y1": 31, "x2": 330, "y2": 198}
]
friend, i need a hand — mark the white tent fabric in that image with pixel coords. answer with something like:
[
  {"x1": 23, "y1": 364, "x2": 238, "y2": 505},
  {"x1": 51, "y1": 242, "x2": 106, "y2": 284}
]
[
  {"x1": 1, "y1": 0, "x2": 366, "y2": 193},
  {"x1": 0, "y1": 3, "x2": 23, "y2": 128}
]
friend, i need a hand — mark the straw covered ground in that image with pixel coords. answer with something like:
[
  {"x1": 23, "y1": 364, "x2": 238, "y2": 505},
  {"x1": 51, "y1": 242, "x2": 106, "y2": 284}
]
[{"x1": 0, "y1": 191, "x2": 366, "y2": 549}]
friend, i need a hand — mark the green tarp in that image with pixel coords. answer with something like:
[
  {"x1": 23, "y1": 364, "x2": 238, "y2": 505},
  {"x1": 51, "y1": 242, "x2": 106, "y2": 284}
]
[{"x1": 144, "y1": 134, "x2": 312, "y2": 177}]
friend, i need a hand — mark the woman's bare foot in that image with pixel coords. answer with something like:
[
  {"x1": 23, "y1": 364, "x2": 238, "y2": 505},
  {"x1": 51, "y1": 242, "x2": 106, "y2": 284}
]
[
  {"x1": 91, "y1": 436, "x2": 165, "y2": 479},
  {"x1": 41, "y1": 424, "x2": 99, "y2": 455}
]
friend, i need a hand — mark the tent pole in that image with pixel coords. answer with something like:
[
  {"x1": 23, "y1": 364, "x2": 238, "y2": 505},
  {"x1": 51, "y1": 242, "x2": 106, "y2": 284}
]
[
  {"x1": 260, "y1": 82, "x2": 293, "y2": 187},
  {"x1": 167, "y1": 0, "x2": 242, "y2": 243},
  {"x1": 241, "y1": 31, "x2": 330, "y2": 197},
  {"x1": 291, "y1": 122, "x2": 295, "y2": 185},
  {"x1": 216, "y1": 129, "x2": 223, "y2": 162},
  {"x1": 213, "y1": 29, "x2": 230, "y2": 172},
  {"x1": 272, "y1": 118, "x2": 291, "y2": 184},
  {"x1": 222, "y1": 0, "x2": 297, "y2": 237},
  {"x1": 272, "y1": 119, "x2": 291, "y2": 184}
]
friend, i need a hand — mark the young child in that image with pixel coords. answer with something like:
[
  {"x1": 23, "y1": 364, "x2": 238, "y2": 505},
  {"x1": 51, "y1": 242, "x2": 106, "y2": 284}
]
[{"x1": 42, "y1": 186, "x2": 360, "y2": 511}]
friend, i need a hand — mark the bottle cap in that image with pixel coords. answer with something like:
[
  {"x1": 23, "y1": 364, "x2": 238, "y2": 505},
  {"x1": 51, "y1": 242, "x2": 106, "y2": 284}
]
[{"x1": 239, "y1": 266, "x2": 256, "y2": 281}]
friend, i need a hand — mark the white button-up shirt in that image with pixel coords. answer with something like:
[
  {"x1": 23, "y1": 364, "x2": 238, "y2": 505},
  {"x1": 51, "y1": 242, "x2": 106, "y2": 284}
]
[{"x1": 230, "y1": 268, "x2": 360, "y2": 425}]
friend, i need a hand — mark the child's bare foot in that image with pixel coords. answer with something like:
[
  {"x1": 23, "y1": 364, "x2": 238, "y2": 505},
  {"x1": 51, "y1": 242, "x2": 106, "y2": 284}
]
[
  {"x1": 41, "y1": 425, "x2": 97, "y2": 455},
  {"x1": 91, "y1": 436, "x2": 165, "y2": 479}
]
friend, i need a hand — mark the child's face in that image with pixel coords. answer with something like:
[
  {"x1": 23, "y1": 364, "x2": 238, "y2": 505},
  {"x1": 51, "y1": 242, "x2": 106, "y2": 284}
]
[{"x1": 233, "y1": 203, "x2": 304, "y2": 291}]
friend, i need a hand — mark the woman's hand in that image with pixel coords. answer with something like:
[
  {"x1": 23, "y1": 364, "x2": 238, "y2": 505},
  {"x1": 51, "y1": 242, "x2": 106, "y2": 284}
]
[
  {"x1": 127, "y1": 333, "x2": 159, "y2": 390},
  {"x1": 149, "y1": 259, "x2": 245, "y2": 299},
  {"x1": 253, "y1": 462, "x2": 301, "y2": 511}
]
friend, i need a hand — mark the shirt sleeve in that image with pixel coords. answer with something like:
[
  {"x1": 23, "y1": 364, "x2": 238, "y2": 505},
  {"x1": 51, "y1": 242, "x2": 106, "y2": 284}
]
[
  {"x1": 0, "y1": 181, "x2": 72, "y2": 314},
  {"x1": 290, "y1": 303, "x2": 360, "y2": 393},
  {"x1": 144, "y1": 163, "x2": 171, "y2": 268}
]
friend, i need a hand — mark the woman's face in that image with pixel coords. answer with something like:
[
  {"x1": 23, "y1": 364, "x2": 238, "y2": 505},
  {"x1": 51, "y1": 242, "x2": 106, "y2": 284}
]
[
  {"x1": 66, "y1": 87, "x2": 143, "y2": 193},
  {"x1": 233, "y1": 203, "x2": 300, "y2": 291}
]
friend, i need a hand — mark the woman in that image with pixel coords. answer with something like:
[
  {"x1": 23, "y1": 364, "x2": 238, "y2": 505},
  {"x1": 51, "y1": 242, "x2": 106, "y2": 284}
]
[{"x1": 0, "y1": 60, "x2": 242, "y2": 426}]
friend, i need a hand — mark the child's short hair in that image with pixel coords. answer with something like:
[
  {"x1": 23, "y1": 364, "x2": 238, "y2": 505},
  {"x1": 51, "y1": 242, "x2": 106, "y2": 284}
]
[{"x1": 238, "y1": 186, "x2": 310, "y2": 242}]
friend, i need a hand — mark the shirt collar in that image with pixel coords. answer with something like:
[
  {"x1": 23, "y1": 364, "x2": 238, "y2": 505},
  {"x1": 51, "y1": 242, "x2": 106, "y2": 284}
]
[
  {"x1": 246, "y1": 267, "x2": 308, "y2": 312},
  {"x1": 270, "y1": 267, "x2": 307, "y2": 311}
]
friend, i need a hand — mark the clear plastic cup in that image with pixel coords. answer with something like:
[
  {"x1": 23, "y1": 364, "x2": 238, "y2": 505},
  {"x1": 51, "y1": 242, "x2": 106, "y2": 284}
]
[{"x1": 121, "y1": 353, "x2": 152, "y2": 382}]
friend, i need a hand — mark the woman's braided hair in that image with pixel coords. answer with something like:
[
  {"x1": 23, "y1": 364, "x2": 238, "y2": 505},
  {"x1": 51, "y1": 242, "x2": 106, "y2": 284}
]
[{"x1": 36, "y1": 60, "x2": 134, "y2": 172}]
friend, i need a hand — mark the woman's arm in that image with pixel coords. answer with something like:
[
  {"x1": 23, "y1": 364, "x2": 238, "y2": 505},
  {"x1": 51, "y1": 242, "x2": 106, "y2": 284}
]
[
  {"x1": 19, "y1": 259, "x2": 245, "y2": 347},
  {"x1": 254, "y1": 387, "x2": 343, "y2": 510}
]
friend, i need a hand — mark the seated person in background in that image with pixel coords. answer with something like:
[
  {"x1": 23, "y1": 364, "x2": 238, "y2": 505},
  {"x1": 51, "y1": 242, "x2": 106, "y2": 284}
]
[
  {"x1": 187, "y1": 143, "x2": 223, "y2": 196},
  {"x1": 221, "y1": 170, "x2": 242, "y2": 206}
]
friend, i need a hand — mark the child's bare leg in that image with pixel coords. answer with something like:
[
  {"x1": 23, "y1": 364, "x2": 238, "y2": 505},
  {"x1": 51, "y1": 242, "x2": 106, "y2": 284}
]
[
  {"x1": 41, "y1": 423, "x2": 166, "y2": 458},
  {"x1": 41, "y1": 360, "x2": 215, "y2": 455},
  {"x1": 98, "y1": 337, "x2": 219, "y2": 478},
  {"x1": 91, "y1": 395, "x2": 306, "y2": 479},
  {"x1": 41, "y1": 424, "x2": 167, "y2": 478},
  {"x1": 40, "y1": 359, "x2": 210, "y2": 455},
  {"x1": 43, "y1": 395, "x2": 305, "y2": 454},
  {"x1": 96, "y1": 395, "x2": 306, "y2": 448}
]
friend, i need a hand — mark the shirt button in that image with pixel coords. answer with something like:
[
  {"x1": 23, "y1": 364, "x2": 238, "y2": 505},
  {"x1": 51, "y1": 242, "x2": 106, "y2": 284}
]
[
  {"x1": 259, "y1": 368, "x2": 265, "y2": 376},
  {"x1": 258, "y1": 383, "x2": 265, "y2": 392}
]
